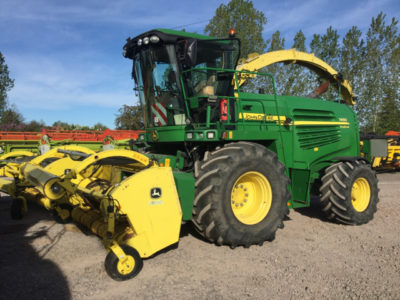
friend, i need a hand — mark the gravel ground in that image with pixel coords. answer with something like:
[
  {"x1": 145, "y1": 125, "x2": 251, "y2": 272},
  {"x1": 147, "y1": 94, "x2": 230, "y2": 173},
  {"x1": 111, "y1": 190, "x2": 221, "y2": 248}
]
[{"x1": 0, "y1": 172, "x2": 399, "y2": 299}]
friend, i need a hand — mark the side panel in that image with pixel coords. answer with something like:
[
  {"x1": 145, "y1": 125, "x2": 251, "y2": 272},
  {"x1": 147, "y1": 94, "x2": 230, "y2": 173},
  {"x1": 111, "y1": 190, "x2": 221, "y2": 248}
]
[{"x1": 173, "y1": 171, "x2": 195, "y2": 221}]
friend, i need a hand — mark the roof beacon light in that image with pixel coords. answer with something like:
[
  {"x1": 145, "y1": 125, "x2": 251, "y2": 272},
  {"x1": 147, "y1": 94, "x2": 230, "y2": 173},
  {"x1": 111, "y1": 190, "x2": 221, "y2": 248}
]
[
  {"x1": 229, "y1": 28, "x2": 236, "y2": 38},
  {"x1": 150, "y1": 35, "x2": 160, "y2": 43},
  {"x1": 143, "y1": 37, "x2": 150, "y2": 45}
]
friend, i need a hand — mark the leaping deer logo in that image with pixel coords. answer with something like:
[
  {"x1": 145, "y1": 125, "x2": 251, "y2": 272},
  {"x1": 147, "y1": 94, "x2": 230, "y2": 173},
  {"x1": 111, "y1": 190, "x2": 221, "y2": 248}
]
[{"x1": 150, "y1": 188, "x2": 162, "y2": 199}]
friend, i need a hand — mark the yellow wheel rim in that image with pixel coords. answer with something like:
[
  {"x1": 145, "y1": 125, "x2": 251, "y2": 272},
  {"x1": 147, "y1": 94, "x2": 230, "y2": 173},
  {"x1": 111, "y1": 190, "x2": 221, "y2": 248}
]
[
  {"x1": 117, "y1": 255, "x2": 135, "y2": 275},
  {"x1": 351, "y1": 177, "x2": 371, "y2": 212},
  {"x1": 231, "y1": 171, "x2": 272, "y2": 225}
]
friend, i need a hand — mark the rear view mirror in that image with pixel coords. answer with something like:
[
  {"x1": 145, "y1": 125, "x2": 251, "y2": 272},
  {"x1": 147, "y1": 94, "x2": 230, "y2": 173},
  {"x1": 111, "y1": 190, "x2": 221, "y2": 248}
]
[
  {"x1": 186, "y1": 40, "x2": 197, "y2": 66},
  {"x1": 177, "y1": 39, "x2": 197, "y2": 67}
]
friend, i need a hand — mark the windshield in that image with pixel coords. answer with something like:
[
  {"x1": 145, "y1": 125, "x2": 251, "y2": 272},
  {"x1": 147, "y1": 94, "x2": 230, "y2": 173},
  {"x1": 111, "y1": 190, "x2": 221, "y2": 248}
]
[
  {"x1": 182, "y1": 39, "x2": 240, "y2": 98},
  {"x1": 134, "y1": 45, "x2": 185, "y2": 127}
]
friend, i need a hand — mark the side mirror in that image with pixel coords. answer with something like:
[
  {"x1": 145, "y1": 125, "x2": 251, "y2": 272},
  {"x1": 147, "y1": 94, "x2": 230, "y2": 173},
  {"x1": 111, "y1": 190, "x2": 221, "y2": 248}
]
[
  {"x1": 186, "y1": 40, "x2": 197, "y2": 66},
  {"x1": 177, "y1": 39, "x2": 197, "y2": 67}
]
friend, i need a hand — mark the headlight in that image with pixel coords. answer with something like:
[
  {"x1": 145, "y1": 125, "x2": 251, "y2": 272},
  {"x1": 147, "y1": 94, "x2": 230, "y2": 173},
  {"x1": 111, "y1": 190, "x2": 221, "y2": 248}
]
[
  {"x1": 207, "y1": 131, "x2": 215, "y2": 139},
  {"x1": 186, "y1": 133, "x2": 193, "y2": 139},
  {"x1": 150, "y1": 35, "x2": 160, "y2": 43},
  {"x1": 137, "y1": 39, "x2": 143, "y2": 46},
  {"x1": 143, "y1": 37, "x2": 150, "y2": 45}
]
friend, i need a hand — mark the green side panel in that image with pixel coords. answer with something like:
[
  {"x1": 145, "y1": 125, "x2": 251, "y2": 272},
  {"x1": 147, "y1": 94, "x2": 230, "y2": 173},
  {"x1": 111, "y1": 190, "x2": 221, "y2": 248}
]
[
  {"x1": 361, "y1": 140, "x2": 372, "y2": 162},
  {"x1": 172, "y1": 171, "x2": 195, "y2": 221},
  {"x1": 290, "y1": 169, "x2": 310, "y2": 208}
]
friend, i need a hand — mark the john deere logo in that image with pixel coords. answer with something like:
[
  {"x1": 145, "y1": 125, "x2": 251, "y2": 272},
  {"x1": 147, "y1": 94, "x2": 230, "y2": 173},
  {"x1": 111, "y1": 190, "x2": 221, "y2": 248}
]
[
  {"x1": 150, "y1": 188, "x2": 162, "y2": 199},
  {"x1": 151, "y1": 130, "x2": 158, "y2": 141}
]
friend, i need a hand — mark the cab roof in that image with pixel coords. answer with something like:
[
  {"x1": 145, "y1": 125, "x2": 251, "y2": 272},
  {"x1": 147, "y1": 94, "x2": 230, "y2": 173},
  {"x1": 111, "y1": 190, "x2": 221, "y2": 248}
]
[{"x1": 123, "y1": 29, "x2": 216, "y2": 59}]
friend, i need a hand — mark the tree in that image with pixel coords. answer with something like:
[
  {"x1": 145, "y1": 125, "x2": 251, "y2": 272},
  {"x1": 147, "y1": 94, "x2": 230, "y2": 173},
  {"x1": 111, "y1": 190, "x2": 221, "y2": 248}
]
[
  {"x1": 357, "y1": 13, "x2": 400, "y2": 132},
  {"x1": 204, "y1": 0, "x2": 267, "y2": 58},
  {"x1": 92, "y1": 122, "x2": 108, "y2": 131},
  {"x1": 0, "y1": 52, "x2": 15, "y2": 117},
  {"x1": 281, "y1": 30, "x2": 313, "y2": 96},
  {"x1": 339, "y1": 26, "x2": 366, "y2": 124},
  {"x1": 114, "y1": 104, "x2": 143, "y2": 130},
  {"x1": 0, "y1": 105, "x2": 24, "y2": 131},
  {"x1": 24, "y1": 120, "x2": 46, "y2": 132},
  {"x1": 376, "y1": 92, "x2": 400, "y2": 134}
]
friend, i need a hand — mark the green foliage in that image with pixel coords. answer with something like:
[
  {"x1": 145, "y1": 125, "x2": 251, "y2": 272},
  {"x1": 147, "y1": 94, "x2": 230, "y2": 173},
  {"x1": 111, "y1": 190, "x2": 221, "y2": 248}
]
[
  {"x1": 282, "y1": 30, "x2": 314, "y2": 96},
  {"x1": 114, "y1": 104, "x2": 143, "y2": 130},
  {"x1": 204, "y1": 0, "x2": 267, "y2": 58},
  {"x1": 0, "y1": 105, "x2": 24, "y2": 131},
  {"x1": 0, "y1": 52, "x2": 15, "y2": 118},
  {"x1": 356, "y1": 13, "x2": 400, "y2": 133},
  {"x1": 51, "y1": 120, "x2": 108, "y2": 131}
]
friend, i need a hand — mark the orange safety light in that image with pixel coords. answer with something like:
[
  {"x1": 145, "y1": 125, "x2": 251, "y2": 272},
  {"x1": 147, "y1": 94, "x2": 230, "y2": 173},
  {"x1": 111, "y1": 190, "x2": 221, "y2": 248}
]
[{"x1": 228, "y1": 28, "x2": 236, "y2": 38}]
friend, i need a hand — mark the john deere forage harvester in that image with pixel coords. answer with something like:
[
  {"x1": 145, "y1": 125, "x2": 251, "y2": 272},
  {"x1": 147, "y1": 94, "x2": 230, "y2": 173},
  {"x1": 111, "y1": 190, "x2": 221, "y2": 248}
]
[{"x1": 15, "y1": 28, "x2": 378, "y2": 280}]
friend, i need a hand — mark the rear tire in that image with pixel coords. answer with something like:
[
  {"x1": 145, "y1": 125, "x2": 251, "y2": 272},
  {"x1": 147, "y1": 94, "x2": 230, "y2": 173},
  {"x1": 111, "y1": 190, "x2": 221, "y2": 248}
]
[
  {"x1": 320, "y1": 160, "x2": 379, "y2": 225},
  {"x1": 193, "y1": 142, "x2": 290, "y2": 247}
]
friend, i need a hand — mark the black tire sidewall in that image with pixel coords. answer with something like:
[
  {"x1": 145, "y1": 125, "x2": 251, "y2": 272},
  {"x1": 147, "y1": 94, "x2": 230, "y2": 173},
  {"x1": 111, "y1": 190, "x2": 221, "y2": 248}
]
[
  {"x1": 104, "y1": 245, "x2": 143, "y2": 281},
  {"x1": 213, "y1": 148, "x2": 288, "y2": 241}
]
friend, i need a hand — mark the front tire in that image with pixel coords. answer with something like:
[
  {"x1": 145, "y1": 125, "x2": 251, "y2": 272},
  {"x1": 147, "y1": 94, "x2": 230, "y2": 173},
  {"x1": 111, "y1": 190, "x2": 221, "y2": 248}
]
[
  {"x1": 320, "y1": 160, "x2": 379, "y2": 225},
  {"x1": 193, "y1": 142, "x2": 290, "y2": 247},
  {"x1": 104, "y1": 245, "x2": 143, "y2": 281}
]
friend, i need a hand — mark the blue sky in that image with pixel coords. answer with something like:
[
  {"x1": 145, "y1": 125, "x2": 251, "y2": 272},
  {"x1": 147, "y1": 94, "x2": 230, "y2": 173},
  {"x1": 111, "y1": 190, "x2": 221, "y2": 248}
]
[{"x1": 1, "y1": 0, "x2": 399, "y2": 129}]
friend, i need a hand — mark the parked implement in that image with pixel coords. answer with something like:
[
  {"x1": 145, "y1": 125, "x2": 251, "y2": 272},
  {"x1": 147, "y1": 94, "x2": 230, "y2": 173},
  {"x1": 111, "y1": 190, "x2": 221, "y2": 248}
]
[{"x1": 361, "y1": 131, "x2": 400, "y2": 171}]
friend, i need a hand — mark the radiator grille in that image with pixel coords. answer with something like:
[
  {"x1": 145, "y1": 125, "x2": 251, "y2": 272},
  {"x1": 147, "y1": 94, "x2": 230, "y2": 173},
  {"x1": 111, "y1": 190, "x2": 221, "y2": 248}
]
[{"x1": 293, "y1": 109, "x2": 341, "y2": 149}]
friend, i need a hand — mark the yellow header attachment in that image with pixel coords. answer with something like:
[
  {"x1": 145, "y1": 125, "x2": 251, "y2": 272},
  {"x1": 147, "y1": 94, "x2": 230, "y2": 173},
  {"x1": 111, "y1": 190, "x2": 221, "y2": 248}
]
[{"x1": 236, "y1": 48, "x2": 355, "y2": 105}]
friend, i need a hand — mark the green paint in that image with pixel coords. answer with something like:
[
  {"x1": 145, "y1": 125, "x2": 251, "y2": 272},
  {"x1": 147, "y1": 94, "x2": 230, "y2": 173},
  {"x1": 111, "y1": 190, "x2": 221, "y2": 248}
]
[
  {"x1": 172, "y1": 171, "x2": 195, "y2": 221},
  {"x1": 125, "y1": 29, "x2": 363, "y2": 210}
]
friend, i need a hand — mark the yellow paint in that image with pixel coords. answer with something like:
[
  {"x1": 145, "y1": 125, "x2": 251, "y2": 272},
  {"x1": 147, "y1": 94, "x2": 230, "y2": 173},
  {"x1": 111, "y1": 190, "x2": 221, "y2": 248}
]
[
  {"x1": 229, "y1": 131, "x2": 233, "y2": 139},
  {"x1": 74, "y1": 149, "x2": 151, "y2": 176},
  {"x1": 236, "y1": 48, "x2": 355, "y2": 105},
  {"x1": 351, "y1": 177, "x2": 371, "y2": 212},
  {"x1": 0, "y1": 150, "x2": 35, "y2": 160},
  {"x1": 111, "y1": 167, "x2": 182, "y2": 258},
  {"x1": 110, "y1": 243, "x2": 135, "y2": 275},
  {"x1": 238, "y1": 113, "x2": 349, "y2": 127},
  {"x1": 164, "y1": 158, "x2": 170, "y2": 167},
  {"x1": 293, "y1": 121, "x2": 349, "y2": 126},
  {"x1": 238, "y1": 113, "x2": 286, "y2": 123},
  {"x1": 231, "y1": 171, "x2": 272, "y2": 225},
  {"x1": 314, "y1": 147, "x2": 319, "y2": 152},
  {"x1": 372, "y1": 157, "x2": 382, "y2": 168}
]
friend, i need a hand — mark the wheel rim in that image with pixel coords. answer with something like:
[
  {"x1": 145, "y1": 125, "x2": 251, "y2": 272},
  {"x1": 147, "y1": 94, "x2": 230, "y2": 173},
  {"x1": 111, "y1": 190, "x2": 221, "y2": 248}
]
[
  {"x1": 231, "y1": 171, "x2": 272, "y2": 225},
  {"x1": 351, "y1": 177, "x2": 371, "y2": 212},
  {"x1": 117, "y1": 255, "x2": 135, "y2": 275}
]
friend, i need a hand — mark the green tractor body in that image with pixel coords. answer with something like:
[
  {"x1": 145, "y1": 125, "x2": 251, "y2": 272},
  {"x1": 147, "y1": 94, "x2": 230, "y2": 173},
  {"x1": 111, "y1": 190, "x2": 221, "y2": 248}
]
[{"x1": 123, "y1": 29, "x2": 378, "y2": 246}]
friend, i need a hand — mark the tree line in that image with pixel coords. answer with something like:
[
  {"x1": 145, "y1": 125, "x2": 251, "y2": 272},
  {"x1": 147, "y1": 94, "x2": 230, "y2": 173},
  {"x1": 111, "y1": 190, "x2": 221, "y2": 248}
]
[{"x1": 1, "y1": 0, "x2": 399, "y2": 134}]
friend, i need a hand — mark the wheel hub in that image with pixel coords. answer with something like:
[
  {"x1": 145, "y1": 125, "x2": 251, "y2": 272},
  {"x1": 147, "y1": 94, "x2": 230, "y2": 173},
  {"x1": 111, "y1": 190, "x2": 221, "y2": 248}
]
[
  {"x1": 351, "y1": 177, "x2": 371, "y2": 212},
  {"x1": 117, "y1": 255, "x2": 135, "y2": 275},
  {"x1": 231, "y1": 171, "x2": 272, "y2": 225}
]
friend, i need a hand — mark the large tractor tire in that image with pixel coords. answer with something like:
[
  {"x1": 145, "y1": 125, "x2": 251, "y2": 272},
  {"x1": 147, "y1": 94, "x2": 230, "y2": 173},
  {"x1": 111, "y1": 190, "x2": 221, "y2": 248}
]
[
  {"x1": 320, "y1": 160, "x2": 379, "y2": 225},
  {"x1": 193, "y1": 142, "x2": 290, "y2": 248}
]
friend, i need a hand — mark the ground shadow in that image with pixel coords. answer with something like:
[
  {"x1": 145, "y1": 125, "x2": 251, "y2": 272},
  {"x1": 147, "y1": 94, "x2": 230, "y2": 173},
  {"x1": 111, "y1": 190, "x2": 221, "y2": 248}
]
[
  {"x1": 0, "y1": 195, "x2": 71, "y2": 300},
  {"x1": 294, "y1": 195, "x2": 327, "y2": 221}
]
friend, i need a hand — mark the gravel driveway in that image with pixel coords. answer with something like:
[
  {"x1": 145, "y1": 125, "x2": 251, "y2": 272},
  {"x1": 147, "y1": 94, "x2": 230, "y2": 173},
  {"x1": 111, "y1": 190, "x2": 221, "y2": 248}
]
[{"x1": 0, "y1": 172, "x2": 399, "y2": 299}]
